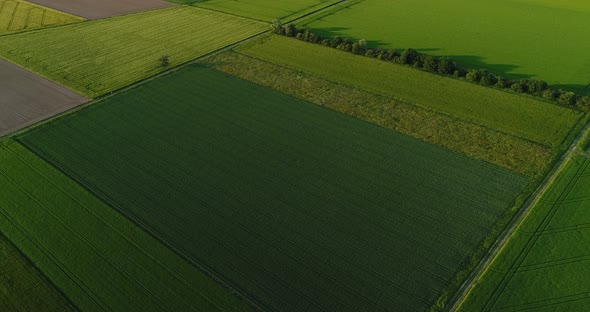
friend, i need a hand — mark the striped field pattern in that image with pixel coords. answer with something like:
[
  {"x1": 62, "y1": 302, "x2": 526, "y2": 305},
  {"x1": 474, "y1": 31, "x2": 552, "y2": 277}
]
[{"x1": 0, "y1": 0, "x2": 82, "y2": 34}]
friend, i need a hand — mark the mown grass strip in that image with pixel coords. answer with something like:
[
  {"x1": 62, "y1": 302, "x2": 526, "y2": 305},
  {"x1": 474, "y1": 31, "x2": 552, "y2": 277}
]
[
  {"x1": 19, "y1": 65, "x2": 530, "y2": 312},
  {"x1": 0, "y1": 6, "x2": 266, "y2": 98},
  {"x1": 238, "y1": 35, "x2": 582, "y2": 148},
  {"x1": 0, "y1": 140, "x2": 255, "y2": 312}
]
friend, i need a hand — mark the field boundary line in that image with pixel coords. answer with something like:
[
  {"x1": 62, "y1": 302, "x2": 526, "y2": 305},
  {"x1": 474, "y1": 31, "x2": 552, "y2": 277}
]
[{"x1": 446, "y1": 118, "x2": 590, "y2": 312}]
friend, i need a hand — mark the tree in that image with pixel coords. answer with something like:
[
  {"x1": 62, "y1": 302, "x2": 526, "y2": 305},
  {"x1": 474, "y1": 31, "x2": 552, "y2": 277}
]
[
  {"x1": 365, "y1": 49, "x2": 375, "y2": 58},
  {"x1": 466, "y1": 69, "x2": 481, "y2": 83},
  {"x1": 358, "y1": 38, "x2": 368, "y2": 48},
  {"x1": 437, "y1": 57, "x2": 455, "y2": 75},
  {"x1": 400, "y1": 48, "x2": 419, "y2": 65},
  {"x1": 559, "y1": 92, "x2": 577, "y2": 106},
  {"x1": 283, "y1": 23, "x2": 297, "y2": 37},
  {"x1": 576, "y1": 96, "x2": 590, "y2": 111},
  {"x1": 479, "y1": 72, "x2": 497, "y2": 86},
  {"x1": 511, "y1": 82, "x2": 524, "y2": 93},
  {"x1": 271, "y1": 19, "x2": 283, "y2": 34},
  {"x1": 160, "y1": 55, "x2": 169, "y2": 67},
  {"x1": 351, "y1": 43, "x2": 361, "y2": 54},
  {"x1": 542, "y1": 89, "x2": 558, "y2": 100},
  {"x1": 423, "y1": 56, "x2": 438, "y2": 72},
  {"x1": 496, "y1": 77, "x2": 508, "y2": 88}
]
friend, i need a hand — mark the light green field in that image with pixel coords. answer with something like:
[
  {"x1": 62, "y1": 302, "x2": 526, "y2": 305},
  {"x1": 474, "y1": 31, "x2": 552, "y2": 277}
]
[
  {"x1": 0, "y1": 233, "x2": 75, "y2": 311},
  {"x1": 0, "y1": 6, "x2": 266, "y2": 97},
  {"x1": 0, "y1": 141, "x2": 254, "y2": 311},
  {"x1": 0, "y1": 0, "x2": 82, "y2": 34},
  {"x1": 304, "y1": 0, "x2": 590, "y2": 94},
  {"x1": 459, "y1": 155, "x2": 590, "y2": 311},
  {"x1": 239, "y1": 36, "x2": 582, "y2": 148},
  {"x1": 169, "y1": 0, "x2": 342, "y2": 22}
]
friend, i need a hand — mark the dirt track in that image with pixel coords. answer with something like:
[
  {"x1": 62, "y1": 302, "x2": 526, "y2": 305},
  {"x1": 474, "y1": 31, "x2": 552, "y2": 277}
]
[
  {"x1": 0, "y1": 59, "x2": 88, "y2": 137},
  {"x1": 26, "y1": 0, "x2": 175, "y2": 20}
]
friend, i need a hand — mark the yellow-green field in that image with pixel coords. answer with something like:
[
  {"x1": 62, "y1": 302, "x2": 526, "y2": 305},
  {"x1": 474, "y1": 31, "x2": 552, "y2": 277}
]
[
  {"x1": 0, "y1": 6, "x2": 266, "y2": 97},
  {"x1": 0, "y1": 0, "x2": 82, "y2": 35}
]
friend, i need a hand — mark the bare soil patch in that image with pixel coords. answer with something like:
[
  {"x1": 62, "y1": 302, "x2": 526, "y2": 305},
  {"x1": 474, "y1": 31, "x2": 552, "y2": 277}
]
[
  {"x1": 0, "y1": 59, "x2": 88, "y2": 137},
  {"x1": 26, "y1": 0, "x2": 175, "y2": 19}
]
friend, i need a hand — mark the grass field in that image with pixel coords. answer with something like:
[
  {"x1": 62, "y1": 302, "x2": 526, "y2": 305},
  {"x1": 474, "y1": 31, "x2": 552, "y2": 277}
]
[
  {"x1": 0, "y1": 232, "x2": 75, "y2": 311},
  {"x1": 0, "y1": 0, "x2": 82, "y2": 34},
  {"x1": 18, "y1": 65, "x2": 530, "y2": 312},
  {"x1": 239, "y1": 36, "x2": 582, "y2": 148},
  {"x1": 206, "y1": 52, "x2": 553, "y2": 177},
  {"x1": 0, "y1": 6, "x2": 266, "y2": 98},
  {"x1": 459, "y1": 155, "x2": 590, "y2": 311},
  {"x1": 0, "y1": 141, "x2": 254, "y2": 311},
  {"x1": 169, "y1": 0, "x2": 342, "y2": 22},
  {"x1": 303, "y1": 0, "x2": 590, "y2": 94}
]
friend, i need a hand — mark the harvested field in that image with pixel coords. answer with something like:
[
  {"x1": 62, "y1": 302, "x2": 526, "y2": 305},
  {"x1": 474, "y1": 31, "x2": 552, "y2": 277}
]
[
  {"x1": 26, "y1": 0, "x2": 174, "y2": 20},
  {"x1": 18, "y1": 65, "x2": 530, "y2": 312},
  {"x1": 0, "y1": 58, "x2": 87, "y2": 137},
  {"x1": 0, "y1": 6, "x2": 267, "y2": 97},
  {"x1": 0, "y1": 0, "x2": 82, "y2": 35},
  {"x1": 0, "y1": 140, "x2": 254, "y2": 311}
]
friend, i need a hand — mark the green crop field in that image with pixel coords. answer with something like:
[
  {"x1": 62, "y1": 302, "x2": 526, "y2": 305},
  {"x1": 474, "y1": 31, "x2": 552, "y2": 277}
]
[
  {"x1": 206, "y1": 51, "x2": 553, "y2": 177},
  {"x1": 459, "y1": 155, "x2": 590, "y2": 311},
  {"x1": 0, "y1": 141, "x2": 253, "y2": 312},
  {"x1": 303, "y1": 0, "x2": 590, "y2": 94},
  {"x1": 18, "y1": 65, "x2": 530, "y2": 312},
  {"x1": 0, "y1": 0, "x2": 82, "y2": 35},
  {"x1": 0, "y1": 232, "x2": 75, "y2": 311},
  {"x1": 239, "y1": 36, "x2": 582, "y2": 149},
  {"x1": 0, "y1": 6, "x2": 266, "y2": 98},
  {"x1": 168, "y1": 0, "x2": 342, "y2": 22}
]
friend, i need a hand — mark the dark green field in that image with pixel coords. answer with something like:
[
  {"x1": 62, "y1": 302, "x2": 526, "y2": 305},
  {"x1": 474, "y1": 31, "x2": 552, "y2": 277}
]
[{"x1": 18, "y1": 65, "x2": 530, "y2": 312}]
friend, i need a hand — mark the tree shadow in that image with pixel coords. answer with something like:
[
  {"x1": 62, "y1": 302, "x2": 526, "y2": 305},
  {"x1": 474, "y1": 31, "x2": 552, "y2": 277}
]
[{"x1": 552, "y1": 83, "x2": 590, "y2": 95}]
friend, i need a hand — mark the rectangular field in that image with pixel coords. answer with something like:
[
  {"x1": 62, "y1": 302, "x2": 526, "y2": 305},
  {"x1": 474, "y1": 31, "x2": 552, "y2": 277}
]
[
  {"x1": 0, "y1": 6, "x2": 266, "y2": 97},
  {"x1": 0, "y1": 233, "x2": 75, "y2": 312},
  {"x1": 175, "y1": 0, "x2": 342, "y2": 22},
  {"x1": 303, "y1": 0, "x2": 590, "y2": 94},
  {"x1": 239, "y1": 36, "x2": 582, "y2": 148},
  {"x1": 459, "y1": 155, "x2": 590, "y2": 311},
  {"x1": 0, "y1": 0, "x2": 82, "y2": 34},
  {"x1": 0, "y1": 58, "x2": 88, "y2": 138},
  {"x1": 0, "y1": 141, "x2": 253, "y2": 311},
  {"x1": 26, "y1": 0, "x2": 174, "y2": 19},
  {"x1": 18, "y1": 65, "x2": 530, "y2": 312}
]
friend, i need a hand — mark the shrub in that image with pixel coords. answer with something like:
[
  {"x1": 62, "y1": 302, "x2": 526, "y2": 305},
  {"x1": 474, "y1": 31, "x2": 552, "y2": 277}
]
[
  {"x1": 466, "y1": 69, "x2": 481, "y2": 83},
  {"x1": 511, "y1": 82, "x2": 524, "y2": 93},
  {"x1": 400, "y1": 48, "x2": 419, "y2": 65},
  {"x1": 160, "y1": 55, "x2": 169, "y2": 67},
  {"x1": 559, "y1": 92, "x2": 577, "y2": 106}
]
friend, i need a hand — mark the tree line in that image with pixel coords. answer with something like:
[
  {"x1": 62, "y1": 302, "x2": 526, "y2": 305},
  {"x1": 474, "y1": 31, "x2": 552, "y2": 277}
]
[{"x1": 271, "y1": 20, "x2": 590, "y2": 111}]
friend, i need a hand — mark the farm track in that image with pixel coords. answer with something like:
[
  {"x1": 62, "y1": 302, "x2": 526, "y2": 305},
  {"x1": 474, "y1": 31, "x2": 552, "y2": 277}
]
[
  {"x1": 447, "y1": 120, "x2": 590, "y2": 312},
  {"x1": 0, "y1": 0, "x2": 354, "y2": 141}
]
